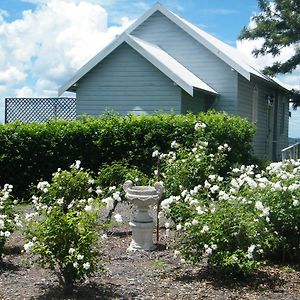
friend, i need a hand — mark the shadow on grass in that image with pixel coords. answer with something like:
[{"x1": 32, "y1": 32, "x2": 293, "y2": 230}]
[
  {"x1": 36, "y1": 282, "x2": 138, "y2": 300},
  {"x1": 175, "y1": 265, "x2": 285, "y2": 292}
]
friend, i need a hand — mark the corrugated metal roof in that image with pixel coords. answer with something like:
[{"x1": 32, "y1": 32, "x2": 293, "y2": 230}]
[
  {"x1": 58, "y1": 3, "x2": 289, "y2": 96},
  {"x1": 129, "y1": 35, "x2": 217, "y2": 95},
  {"x1": 58, "y1": 33, "x2": 218, "y2": 96},
  {"x1": 125, "y1": 3, "x2": 289, "y2": 91}
]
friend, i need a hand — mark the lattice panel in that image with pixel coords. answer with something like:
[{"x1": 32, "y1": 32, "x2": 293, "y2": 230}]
[{"x1": 5, "y1": 98, "x2": 76, "y2": 123}]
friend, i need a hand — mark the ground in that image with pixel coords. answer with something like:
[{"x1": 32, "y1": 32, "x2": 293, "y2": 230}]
[{"x1": 1, "y1": 222, "x2": 300, "y2": 300}]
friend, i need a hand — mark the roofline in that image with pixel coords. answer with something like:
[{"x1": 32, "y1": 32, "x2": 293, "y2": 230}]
[
  {"x1": 58, "y1": 32, "x2": 218, "y2": 97},
  {"x1": 126, "y1": 3, "x2": 290, "y2": 92},
  {"x1": 251, "y1": 74, "x2": 291, "y2": 93},
  {"x1": 58, "y1": 3, "x2": 289, "y2": 96},
  {"x1": 58, "y1": 34, "x2": 126, "y2": 96},
  {"x1": 125, "y1": 3, "x2": 251, "y2": 81}
]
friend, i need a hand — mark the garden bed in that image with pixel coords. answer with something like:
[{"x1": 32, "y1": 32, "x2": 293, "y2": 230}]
[{"x1": 1, "y1": 225, "x2": 300, "y2": 300}]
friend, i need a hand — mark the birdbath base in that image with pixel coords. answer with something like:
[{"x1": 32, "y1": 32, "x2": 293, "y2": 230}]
[{"x1": 127, "y1": 221, "x2": 156, "y2": 252}]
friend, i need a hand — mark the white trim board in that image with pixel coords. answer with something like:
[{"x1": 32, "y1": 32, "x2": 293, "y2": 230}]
[
  {"x1": 125, "y1": 3, "x2": 289, "y2": 91},
  {"x1": 58, "y1": 33, "x2": 218, "y2": 97},
  {"x1": 58, "y1": 2, "x2": 289, "y2": 96}
]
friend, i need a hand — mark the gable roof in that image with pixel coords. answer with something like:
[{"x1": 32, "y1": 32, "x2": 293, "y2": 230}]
[
  {"x1": 125, "y1": 3, "x2": 289, "y2": 91},
  {"x1": 58, "y1": 32, "x2": 217, "y2": 96},
  {"x1": 58, "y1": 2, "x2": 289, "y2": 96}
]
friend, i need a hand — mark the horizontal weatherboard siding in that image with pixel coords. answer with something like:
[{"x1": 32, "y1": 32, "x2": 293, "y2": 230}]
[
  {"x1": 132, "y1": 11, "x2": 238, "y2": 114},
  {"x1": 76, "y1": 43, "x2": 181, "y2": 116}
]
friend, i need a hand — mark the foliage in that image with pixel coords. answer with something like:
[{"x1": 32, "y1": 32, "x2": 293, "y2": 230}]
[
  {"x1": 96, "y1": 161, "x2": 149, "y2": 219},
  {"x1": 157, "y1": 121, "x2": 231, "y2": 197},
  {"x1": 160, "y1": 135, "x2": 300, "y2": 274},
  {"x1": 0, "y1": 184, "x2": 19, "y2": 261},
  {"x1": 290, "y1": 89, "x2": 300, "y2": 109},
  {"x1": 24, "y1": 162, "x2": 104, "y2": 292},
  {"x1": 0, "y1": 112, "x2": 255, "y2": 200},
  {"x1": 239, "y1": 0, "x2": 300, "y2": 76},
  {"x1": 259, "y1": 160, "x2": 300, "y2": 261},
  {"x1": 96, "y1": 161, "x2": 149, "y2": 188}
]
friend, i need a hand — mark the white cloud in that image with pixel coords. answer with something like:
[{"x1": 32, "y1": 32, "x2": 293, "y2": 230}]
[
  {"x1": 0, "y1": 0, "x2": 132, "y2": 122},
  {"x1": 0, "y1": 66, "x2": 27, "y2": 84},
  {"x1": 15, "y1": 86, "x2": 35, "y2": 98},
  {"x1": 0, "y1": 9, "x2": 9, "y2": 23},
  {"x1": 132, "y1": 2, "x2": 151, "y2": 11}
]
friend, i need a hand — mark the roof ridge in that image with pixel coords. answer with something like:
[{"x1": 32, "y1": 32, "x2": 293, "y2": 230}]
[{"x1": 126, "y1": 2, "x2": 289, "y2": 90}]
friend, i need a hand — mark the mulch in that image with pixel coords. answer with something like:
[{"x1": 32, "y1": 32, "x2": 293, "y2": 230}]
[{"x1": 1, "y1": 224, "x2": 300, "y2": 300}]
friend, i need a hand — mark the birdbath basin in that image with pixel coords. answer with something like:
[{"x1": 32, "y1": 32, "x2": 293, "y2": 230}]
[{"x1": 123, "y1": 180, "x2": 164, "y2": 251}]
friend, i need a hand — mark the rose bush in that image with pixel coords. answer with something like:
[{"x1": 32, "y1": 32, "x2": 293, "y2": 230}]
[
  {"x1": 156, "y1": 121, "x2": 231, "y2": 198},
  {"x1": 158, "y1": 123, "x2": 300, "y2": 274},
  {"x1": 0, "y1": 184, "x2": 20, "y2": 261},
  {"x1": 24, "y1": 161, "x2": 105, "y2": 293}
]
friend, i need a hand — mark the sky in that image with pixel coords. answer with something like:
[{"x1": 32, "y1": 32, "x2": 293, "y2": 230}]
[{"x1": 0, "y1": 0, "x2": 299, "y2": 137}]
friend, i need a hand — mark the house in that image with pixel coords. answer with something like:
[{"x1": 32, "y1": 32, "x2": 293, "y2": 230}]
[{"x1": 58, "y1": 3, "x2": 290, "y2": 161}]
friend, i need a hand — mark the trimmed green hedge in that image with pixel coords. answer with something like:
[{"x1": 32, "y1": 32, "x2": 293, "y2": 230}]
[{"x1": 0, "y1": 111, "x2": 255, "y2": 200}]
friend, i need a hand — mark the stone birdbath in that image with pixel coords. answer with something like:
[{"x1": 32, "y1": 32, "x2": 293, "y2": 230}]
[{"x1": 123, "y1": 180, "x2": 164, "y2": 251}]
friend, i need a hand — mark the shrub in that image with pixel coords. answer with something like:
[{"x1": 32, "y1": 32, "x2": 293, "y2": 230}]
[
  {"x1": 0, "y1": 184, "x2": 19, "y2": 261},
  {"x1": 96, "y1": 161, "x2": 149, "y2": 218},
  {"x1": 252, "y1": 160, "x2": 300, "y2": 261},
  {"x1": 0, "y1": 112, "x2": 255, "y2": 200},
  {"x1": 162, "y1": 159, "x2": 300, "y2": 274},
  {"x1": 24, "y1": 162, "x2": 104, "y2": 293},
  {"x1": 157, "y1": 121, "x2": 231, "y2": 197}
]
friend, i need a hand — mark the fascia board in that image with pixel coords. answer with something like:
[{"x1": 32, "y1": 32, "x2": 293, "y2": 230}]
[
  {"x1": 124, "y1": 3, "x2": 162, "y2": 35},
  {"x1": 157, "y1": 6, "x2": 251, "y2": 81},
  {"x1": 58, "y1": 34, "x2": 127, "y2": 96}
]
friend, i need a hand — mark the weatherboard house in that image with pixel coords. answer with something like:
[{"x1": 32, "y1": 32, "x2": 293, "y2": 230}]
[{"x1": 59, "y1": 3, "x2": 289, "y2": 160}]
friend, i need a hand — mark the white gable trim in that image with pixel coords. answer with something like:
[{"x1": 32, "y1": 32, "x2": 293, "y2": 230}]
[
  {"x1": 58, "y1": 32, "x2": 218, "y2": 97},
  {"x1": 128, "y1": 35, "x2": 217, "y2": 96},
  {"x1": 58, "y1": 35, "x2": 126, "y2": 96},
  {"x1": 125, "y1": 3, "x2": 251, "y2": 81}
]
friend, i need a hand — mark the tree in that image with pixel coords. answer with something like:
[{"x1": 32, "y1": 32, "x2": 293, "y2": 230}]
[
  {"x1": 239, "y1": 0, "x2": 300, "y2": 106},
  {"x1": 239, "y1": 0, "x2": 300, "y2": 76}
]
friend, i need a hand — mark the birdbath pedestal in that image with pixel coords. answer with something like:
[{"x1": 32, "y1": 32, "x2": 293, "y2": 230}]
[{"x1": 123, "y1": 180, "x2": 164, "y2": 251}]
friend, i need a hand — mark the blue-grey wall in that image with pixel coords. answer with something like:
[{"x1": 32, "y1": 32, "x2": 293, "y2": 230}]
[
  {"x1": 76, "y1": 43, "x2": 181, "y2": 116},
  {"x1": 238, "y1": 74, "x2": 288, "y2": 159},
  {"x1": 132, "y1": 11, "x2": 238, "y2": 114}
]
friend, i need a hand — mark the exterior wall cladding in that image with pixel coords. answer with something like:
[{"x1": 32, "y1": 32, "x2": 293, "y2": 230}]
[{"x1": 75, "y1": 10, "x2": 289, "y2": 160}]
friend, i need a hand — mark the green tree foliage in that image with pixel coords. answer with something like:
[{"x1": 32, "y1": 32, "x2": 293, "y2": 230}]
[
  {"x1": 239, "y1": 0, "x2": 300, "y2": 76},
  {"x1": 239, "y1": 0, "x2": 300, "y2": 106}
]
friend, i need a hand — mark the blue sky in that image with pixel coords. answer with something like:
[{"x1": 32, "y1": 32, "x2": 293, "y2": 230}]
[{"x1": 0, "y1": 0, "x2": 299, "y2": 137}]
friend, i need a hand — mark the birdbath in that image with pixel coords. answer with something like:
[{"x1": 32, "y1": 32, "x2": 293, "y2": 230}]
[{"x1": 123, "y1": 180, "x2": 164, "y2": 251}]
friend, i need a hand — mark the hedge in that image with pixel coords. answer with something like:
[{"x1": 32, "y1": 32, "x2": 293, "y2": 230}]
[{"x1": 0, "y1": 111, "x2": 255, "y2": 200}]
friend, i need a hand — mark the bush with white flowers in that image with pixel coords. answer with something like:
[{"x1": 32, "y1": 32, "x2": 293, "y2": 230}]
[
  {"x1": 24, "y1": 161, "x2": 105, "y2": 293},
  {"x1": 248, "y1": 160, "x2": 300, "y2": 261},
  {"x1": 156, "y1": 121, "x2": 231, "y2": 198},
  {"x1": 159, "y1": 135, "x2": 300, "y2": 274},
  {"x1": 95, "y1": 161, "x2": 149, "y2": 220},
  {"x1": 0, "y1": 184, "x2": 20, "y2": 261}
]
